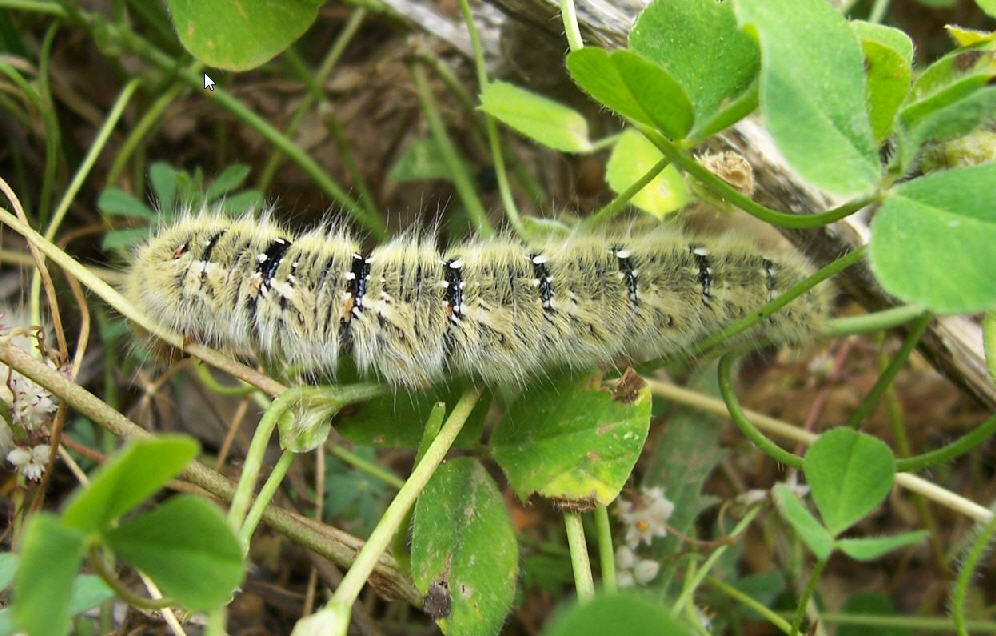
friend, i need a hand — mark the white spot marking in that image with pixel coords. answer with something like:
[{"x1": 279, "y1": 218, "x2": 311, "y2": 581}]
[{"x1": 532, "y1": 254, "x2": 547, "y2": 265}]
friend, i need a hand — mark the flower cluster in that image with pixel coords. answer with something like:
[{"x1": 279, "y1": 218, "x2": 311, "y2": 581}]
[
  {"x1": 6, "y1": 444, "x2": 51, "y2": 481},
  {"x1": 612, "y1": 486, "x2": 674, "y2": 588},
  {"x1": 617, "y1": 486, "x2": 675, "y2": 548},
  {"x1": 2, "y1": 310, "x2": 59, "y2": 480},
  {"x1": 614, "y1": 545, "x2": 660, "y2": 588}
]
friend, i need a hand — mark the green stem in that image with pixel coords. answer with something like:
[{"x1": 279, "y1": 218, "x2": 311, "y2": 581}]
[
  {"x1": 227, "y1": 388, "x2": 303, "y2": 530},
  {"x1": 328, "y1": 444, "x2": 404, "y2": 489},
  {"x1": 792, "y1": 558, "x2": 827, "y2": 636},
  {"x1": 581, "y1": 156, "x2": 670, "y2": 229},
  {"x1": 672, "y1": 506, "x2": 761, "y2": 615},
  {"x1": 88, "y1": 544, "x2": 175, "y2": 610},
  {"x1": 36, "y1": 22, "x2": 60, "y2": 227},
  {"x1": 821, "y1": 304, "x2": 926, "y2": 337},
  {"x1": 239, "y1": 449, "x2": 296, "y2": 546},
  {"x1": 455, "y1": 0, "x2": 524, "y2": 237},
  {"x1": 695, "y1": 246, "x2": 867, "y2": 357},
  {"x1": 0, "y1": 0, "x2": 66, "y2": 15},
  {"x1": 410, "y1": 62, "x2": 493, "y2": 237},
  {"x1": 868, "y1": 0, "x2": 891, "y2": 23},
  {"x1": 258, "y1": 9, "x2": 367, "y2": 191},
  {"x1": 706, "y1": 575, "x2": 793, "y2": 635},
  {"x1": 325, "y1": 389, "x2": 479, "y2": 609},
  {"x1": 559, "y1": 0, "x2": 584, "y2": 52},
  {"x1": 27, "y1": 76, "x2": 139, "y2": 337},
  {"x1": 794, "y1": 612, "x2": 996, "y2": 632},
  {"x1": 638, "y1": 125, "x2": 880, "y2": 229},
  {"x1": 844, "y1": 311, "x2": 932, "y2": 429},
  {"x1": 594, "y1": 505, "x2": 616, "y2": 592},
  {"x1": 46, "y1": 77, "x2": 142, "y2": 239},
  {"x1": 718, "y1": 353, "x2": 804, "y2": 469},
  {"x1": 67, "y1": 12, "x2": 384, "y2": 238},
  {"x1": 194, "y1": 361, "x2": 255, "y2": 397},
  {"x1": 105, "y1": 77, "x2": 188, "y2": 188},
  {"x1": 896, "y1": 413, "x2": 996, "y2": 473},
  {"x1": 0, "y1": 58, "x2": 60, "y2": 224},
  {"x1": 983, "y1": 311, "x2": 996, "y2": 385},
  {"x1": 564, "y1": 511, "x2": 595, "y2": 601}
]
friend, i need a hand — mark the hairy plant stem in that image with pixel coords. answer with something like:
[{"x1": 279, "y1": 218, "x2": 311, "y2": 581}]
[
  {"x1": 637, "y1": 124, "x2": 880, "y2": 228},
  {"x1": 559, "y1": 0, "x2": 584, "y2": 52},
  {"x1": 953, "y1": 508, "x2": 996, "y2": 636},
  {"x1": 792, "y1": 558, "x2": 827, "y2": 636},
  {"x1": 410, "y1": 62, "x2": 494, "y2": 237},
  {"x1": 317, "y1": 389, "x2": 479, "y2": 622},
  {"x1": 844, "y1": 311, "x2": 932, "y2": 429},
  {"x1": 594, "y1": 505, "x2": 616, "y2": 592},
  {"x1": 564, "y1": 511, "x2": 595, "y2": 601}
]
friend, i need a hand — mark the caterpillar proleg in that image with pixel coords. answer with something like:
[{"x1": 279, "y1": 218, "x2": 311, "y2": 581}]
[{"x1": 126, "y1": 212, "x2": 830, "y2": 388}]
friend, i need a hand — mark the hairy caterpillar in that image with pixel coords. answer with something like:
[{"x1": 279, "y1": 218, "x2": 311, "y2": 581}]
[{"x1": 125, "y1": 212, "x2": 829, "y2": 388}]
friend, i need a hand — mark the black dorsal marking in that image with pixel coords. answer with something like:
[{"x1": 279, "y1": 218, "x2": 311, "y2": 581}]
[
  {"x1": 445, "y1": 258, "x2": 464, "y2": 324},
  {"x1": 689, "y1": 244, "x2": 713, "y2": 303},
  {"x1": 530, "y1": 253, "x2": 554, "y2": 313},
  {"x1": 258, "y1": 238, "x2": 292, "y2": 291},
  {"x1": 339, "y1": 252, "x2": 371, "y2": 344},
  {"x1": 612, "y1": 245, "x2": 639, "y2": 306},
  {"x1": 762, "y1": 257, "x2": 777, "y2": 302},
  {"x1": 198, "y1": 230, "x2": 227, "y2": 284}
]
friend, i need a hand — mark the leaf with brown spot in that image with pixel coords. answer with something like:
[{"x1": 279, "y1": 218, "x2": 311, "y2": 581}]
[{"x1": 411, "y1": 459, "x2": 517, "y2": 636}]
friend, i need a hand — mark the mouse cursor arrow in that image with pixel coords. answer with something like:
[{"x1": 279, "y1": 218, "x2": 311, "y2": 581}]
[{"x1": 203, "y1": 73, "x2": 216, "y2": 91}]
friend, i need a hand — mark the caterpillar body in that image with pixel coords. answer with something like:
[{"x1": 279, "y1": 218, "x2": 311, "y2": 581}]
[{"x1": 126, "y1": 213, "x2": 829, "y2": 388}]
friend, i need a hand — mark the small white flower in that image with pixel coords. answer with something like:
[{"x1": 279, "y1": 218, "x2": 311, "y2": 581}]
[
  {"x1": 9, "y1": 374, "x2": 57, "y2": 430},
  {"x1": 617, "y1": 569, "x2": 635, "y2": 588},
  {"x1": 633, "y1": 559, "x2": 660, "y2": 585},
  {"x1": 615, "y1": 546, "x2": 637, "y2": 570},
  {"x1": 618, "y1": 486, "x2": 674, "y2": 548},
  {"x1": 737, "y1": 489, "x2": 768, "y2": 506},
  {"x1": 784, "y1": 471, "x2": 809, "y2": 499},
  {"x1": 694, "y1": 605, "x2": 712, "y2": 632},
  {"x1": 806, "y1": 351, "x2": 835, "y2": 378},
  {"x1": 7, "y1": 444, "x2": 49, "y2": 481}
]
